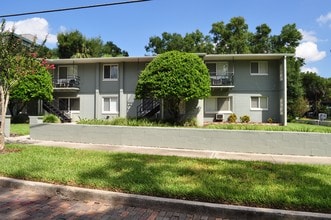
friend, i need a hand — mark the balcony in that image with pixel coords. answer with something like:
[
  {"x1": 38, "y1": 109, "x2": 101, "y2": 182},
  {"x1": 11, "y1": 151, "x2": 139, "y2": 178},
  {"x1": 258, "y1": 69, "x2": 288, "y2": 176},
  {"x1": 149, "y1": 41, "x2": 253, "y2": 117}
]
[
  {"x1": 210, "y1": 72, "x2": 234, "y2": 88},
  {"x1": 53, "y1": 75, "x2": 80, "y2": 92}
]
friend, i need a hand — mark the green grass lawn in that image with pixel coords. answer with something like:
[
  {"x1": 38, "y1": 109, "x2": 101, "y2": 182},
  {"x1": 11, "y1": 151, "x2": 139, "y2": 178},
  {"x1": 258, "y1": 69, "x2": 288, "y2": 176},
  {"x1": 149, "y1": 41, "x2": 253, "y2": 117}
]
[
  {"x1": 10, "y1": 123, "x2": 30, "y2": 136},
  {"x1": 1, "y1": 144, "x2": 330, "y2": 213},
  {"x1": 9, "y1": 122, "x2": 331, "y2": 136}
]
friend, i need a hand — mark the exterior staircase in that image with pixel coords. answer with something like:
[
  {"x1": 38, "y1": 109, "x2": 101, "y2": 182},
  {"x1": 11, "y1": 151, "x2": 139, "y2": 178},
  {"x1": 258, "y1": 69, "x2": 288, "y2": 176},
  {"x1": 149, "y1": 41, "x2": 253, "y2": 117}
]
[
  {"x1": 43, "y1": 101, "x2": 72, "y2": 123},
  {"x1": 137, "y1": 99, "x2": 160, "y2": 119}
]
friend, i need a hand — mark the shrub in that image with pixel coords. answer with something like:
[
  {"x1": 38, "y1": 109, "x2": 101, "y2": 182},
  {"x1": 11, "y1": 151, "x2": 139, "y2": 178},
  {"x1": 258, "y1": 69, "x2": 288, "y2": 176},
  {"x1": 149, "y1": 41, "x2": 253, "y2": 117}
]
[
  {"x1": 240, "y1": 115, "x2": 250, "y2": 123},
  {"x1": 227, "y1": 113, "x2": 237, "y2": 123},
  {"x1": 43, "y1": 114, "x2": 61, "y2": 123},
  {"x1": 11, "y1": 113, "x2": 29, "y2": 124},
  {"x1": 182, "y1": 118, "x2": 198, "y2": 127},
  {"x1": 267, "y1": 117, "x2": 273, "y2": 123}
]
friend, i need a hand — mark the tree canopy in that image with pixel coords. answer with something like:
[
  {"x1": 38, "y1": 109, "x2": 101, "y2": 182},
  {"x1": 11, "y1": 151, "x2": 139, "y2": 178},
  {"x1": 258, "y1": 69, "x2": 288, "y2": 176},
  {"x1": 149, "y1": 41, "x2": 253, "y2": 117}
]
[
  {"x1": 135, "y1": 51, "x2": 210, "y2": 123},
  {"x1": 9, "y1": 60, "x2": 53, "y2": 117},
  {"x1": 57, "y1": 30, "x2": 128, "y2": 58}
]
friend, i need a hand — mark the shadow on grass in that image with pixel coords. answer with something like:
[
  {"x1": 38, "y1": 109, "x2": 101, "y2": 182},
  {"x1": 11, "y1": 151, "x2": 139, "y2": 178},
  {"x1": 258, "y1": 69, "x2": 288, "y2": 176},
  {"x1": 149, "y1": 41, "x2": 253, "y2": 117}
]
[{"x1": 78, "y1": 154, "x2": 331, "y2": 213}]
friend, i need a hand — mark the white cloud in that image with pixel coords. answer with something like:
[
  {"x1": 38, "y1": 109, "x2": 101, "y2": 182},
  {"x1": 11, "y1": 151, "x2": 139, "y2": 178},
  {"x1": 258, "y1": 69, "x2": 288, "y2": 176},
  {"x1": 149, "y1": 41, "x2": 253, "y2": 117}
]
[
  {"x1": 296, "y1": 29, "x2": 326, "y2": 63},
  {"x1": 295, "y1": 41, "x2": 326, "y2": 62},
  {"x1": 301, "y1": 66, "x2": 319, "y2": 73},
  {"x1": 299, "y1": 29, "x2": 317, "y2": 42},
  {"x1": 5, "y1": 17, "x2": 57, "y2": 46},
  {"x1": 317, "y1": 12, "x2": 331, "y2": 26}
]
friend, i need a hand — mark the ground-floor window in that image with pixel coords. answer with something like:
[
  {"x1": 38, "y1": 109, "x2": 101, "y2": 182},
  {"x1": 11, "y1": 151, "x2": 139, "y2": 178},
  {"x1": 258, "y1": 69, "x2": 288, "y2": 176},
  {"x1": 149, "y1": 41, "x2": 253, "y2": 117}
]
[
  {"x1": 59, "y1": 98, "x2": 80, "y2": 111},
  {"x1": 102, "y1": 96, "x2": 118, "y2": 114},
  {"x1": 205, "y1": 97, "x2": 232, "y2": 113},
  {"x1": 250, "y1": 96, "x2": 268, "y2": 110}
]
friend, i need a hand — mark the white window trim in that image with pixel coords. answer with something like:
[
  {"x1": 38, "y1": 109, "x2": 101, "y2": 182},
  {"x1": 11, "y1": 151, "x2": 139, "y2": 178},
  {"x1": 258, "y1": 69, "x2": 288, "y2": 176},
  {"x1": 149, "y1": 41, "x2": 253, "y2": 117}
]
[
  {"x1": 205, "y1": 96, "x2": 233, "y2": 114},
  {"x1": 102, "y1": 96, "x2": 118, "y2": 114},
  {"x1": 250, "y1": 61, "x2": 268, "y2": 76},
  {"x1": 250, "y1": 96, "x2": 268, "y2": 111},
  {"x1": 103, "y1": 64, "x2": 119, "y2": 81}
]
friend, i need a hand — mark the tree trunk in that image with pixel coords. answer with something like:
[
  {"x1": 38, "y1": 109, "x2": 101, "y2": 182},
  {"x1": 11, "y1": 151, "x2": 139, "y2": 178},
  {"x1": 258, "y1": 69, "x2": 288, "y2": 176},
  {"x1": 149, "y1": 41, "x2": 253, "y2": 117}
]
[
  {"x1": 0, "y1": 134, "x2": 4, "y2": 152},
  {"x1": 0, "y1": 86, "x2": 9, "y2": 151}
]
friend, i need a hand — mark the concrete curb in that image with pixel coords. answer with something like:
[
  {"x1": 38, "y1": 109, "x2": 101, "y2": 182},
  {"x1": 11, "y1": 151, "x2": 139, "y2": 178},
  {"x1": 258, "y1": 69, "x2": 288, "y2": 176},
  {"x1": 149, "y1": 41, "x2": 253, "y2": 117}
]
[{"x1": 0, "y1": 177, "x2": 330, "y2": 220}]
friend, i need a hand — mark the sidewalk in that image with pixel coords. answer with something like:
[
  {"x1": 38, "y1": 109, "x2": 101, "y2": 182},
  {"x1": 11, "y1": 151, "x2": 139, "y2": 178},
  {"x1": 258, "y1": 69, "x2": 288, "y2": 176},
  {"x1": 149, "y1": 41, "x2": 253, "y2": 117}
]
[{"x1": 6, "y1": 135, "x2": 331, "y2": 165}]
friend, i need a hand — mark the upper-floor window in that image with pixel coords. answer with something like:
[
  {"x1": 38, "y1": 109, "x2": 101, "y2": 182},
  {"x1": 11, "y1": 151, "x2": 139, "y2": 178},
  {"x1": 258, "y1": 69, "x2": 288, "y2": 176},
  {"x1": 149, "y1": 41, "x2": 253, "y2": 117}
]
[
  {"x1": 206, "y1": 62, "x2": 228, "y2": 76},
  {"x1": 103, "y1": 64, "x2": 118, "y2": 81},
  {"x1": 250, "y1": 61, "x2": 268, "y2": 75},
  {"x1": 58, "y1": 65, "x2": 78, "y2": 79}
]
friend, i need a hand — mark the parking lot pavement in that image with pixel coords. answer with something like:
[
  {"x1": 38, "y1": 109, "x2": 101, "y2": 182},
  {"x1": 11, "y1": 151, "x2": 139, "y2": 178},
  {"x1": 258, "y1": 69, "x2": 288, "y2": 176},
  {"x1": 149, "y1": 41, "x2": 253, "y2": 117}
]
[{"x1": 0, "y1": 186, "x2": 227, "y2": 220}]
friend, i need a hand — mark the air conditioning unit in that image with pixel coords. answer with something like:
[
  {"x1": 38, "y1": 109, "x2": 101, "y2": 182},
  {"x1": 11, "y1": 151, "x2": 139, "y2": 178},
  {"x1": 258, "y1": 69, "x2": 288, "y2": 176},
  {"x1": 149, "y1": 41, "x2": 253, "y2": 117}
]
[{"x1": 215, "y1": 113, "x2": 224, "y2": 121}]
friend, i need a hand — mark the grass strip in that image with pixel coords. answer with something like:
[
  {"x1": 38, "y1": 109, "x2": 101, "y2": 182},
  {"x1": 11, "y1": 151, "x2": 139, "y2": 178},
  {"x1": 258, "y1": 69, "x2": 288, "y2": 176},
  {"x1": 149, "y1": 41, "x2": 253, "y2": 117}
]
[
  {"x1": 204, "y1": 122, "x2": 331, "y2": 133},
  {"x1": 10, "y1": 124, "x2": 30, "y2": 136},
  {"x1": 0, "y1": 144, "x2": 330, "y2": 213}
]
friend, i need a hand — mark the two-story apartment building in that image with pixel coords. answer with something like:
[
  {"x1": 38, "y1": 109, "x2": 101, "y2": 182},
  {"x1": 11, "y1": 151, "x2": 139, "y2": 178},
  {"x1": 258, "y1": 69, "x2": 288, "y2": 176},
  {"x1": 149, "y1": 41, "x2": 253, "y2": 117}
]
[{"x1": 42, "y1": 54, "x2": 291, "y2": 125}]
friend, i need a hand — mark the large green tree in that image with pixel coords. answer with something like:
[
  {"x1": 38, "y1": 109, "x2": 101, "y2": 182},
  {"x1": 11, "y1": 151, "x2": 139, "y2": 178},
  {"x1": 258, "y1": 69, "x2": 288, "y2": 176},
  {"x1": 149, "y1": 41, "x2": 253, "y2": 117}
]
[
  {"x1": 9, "y1": 61, "x2": 53, "y2": 117},
  {"x1": 57, "y1": 30, "x2": 128, "y2": 58},
  {"x1": 145, "y1": 30, "x2": 214, "y2": 55},
  {"x1": 135, "y1": 51, "x2": 211, "y2": 123},
  {"x1": 210, "y1": 16, "x2": 250, "y2": 54},
  {"x1": 302, "y1": 72, "x2": 329, "y2": 116}
]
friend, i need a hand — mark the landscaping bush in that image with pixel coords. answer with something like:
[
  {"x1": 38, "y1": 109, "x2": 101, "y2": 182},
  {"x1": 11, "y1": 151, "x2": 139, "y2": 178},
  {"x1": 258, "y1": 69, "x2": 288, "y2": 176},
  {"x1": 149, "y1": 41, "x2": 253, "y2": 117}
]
[
  {"x1": 240, "y1": 115, "x2": 250, "y2": 123},
  {"x1": 11, "y1": 113, "x2": 29, "y2": 124},
  {"x1": 43, "y1": 114, "x2": 61, "y2": 123},
  {"x1": 182, "y1": 118, "x2": 198, "y2": 127},
  {"x1": 227, "y1": 113, "x2": 237, "y2": 123},
  {"x1": 267, "y1": 117, "x2": 273, "y2": 123}
]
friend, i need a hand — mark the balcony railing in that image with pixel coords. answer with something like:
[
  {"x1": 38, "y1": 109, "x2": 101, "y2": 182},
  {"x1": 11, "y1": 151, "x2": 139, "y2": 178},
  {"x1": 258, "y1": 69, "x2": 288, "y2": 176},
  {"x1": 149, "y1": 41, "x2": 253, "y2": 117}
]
[
  {"x1": 53, "y1": 75, "x2": 80, "y2": 89},
  {"x1": 210, "y1": 72, "x2": 234, "y2": 87}
]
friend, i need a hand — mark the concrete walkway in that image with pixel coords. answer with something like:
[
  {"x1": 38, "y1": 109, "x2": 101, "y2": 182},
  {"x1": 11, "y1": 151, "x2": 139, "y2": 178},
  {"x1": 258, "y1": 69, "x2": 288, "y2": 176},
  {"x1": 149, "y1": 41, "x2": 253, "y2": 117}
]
[{"x1": 2, "y1": 135, "x2": 331, "y2": 219}]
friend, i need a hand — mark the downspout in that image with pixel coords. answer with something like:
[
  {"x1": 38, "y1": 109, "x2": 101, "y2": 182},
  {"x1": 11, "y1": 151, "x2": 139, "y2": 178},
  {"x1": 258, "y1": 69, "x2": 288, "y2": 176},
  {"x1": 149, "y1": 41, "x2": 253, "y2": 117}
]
[
  {"x1": 283, "y1": 56, "x2": 287, "y2": 126},
  {"x1": 94, "y1": 63, "x2": 100, "y2": 119}
]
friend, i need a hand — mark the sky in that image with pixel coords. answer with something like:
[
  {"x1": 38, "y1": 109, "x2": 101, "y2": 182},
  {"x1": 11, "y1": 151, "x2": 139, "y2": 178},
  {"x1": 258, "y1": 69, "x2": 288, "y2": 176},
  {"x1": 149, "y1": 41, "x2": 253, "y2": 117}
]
[{"x1": 1, "y1": 0, "x2": 330, "y2": 78}]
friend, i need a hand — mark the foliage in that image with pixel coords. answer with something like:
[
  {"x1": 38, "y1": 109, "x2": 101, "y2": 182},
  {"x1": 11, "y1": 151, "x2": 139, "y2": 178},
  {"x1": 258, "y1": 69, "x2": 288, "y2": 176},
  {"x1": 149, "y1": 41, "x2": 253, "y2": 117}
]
[
  {"x1": 205, "y1": 122, "x2": 331, "y2": 133},
  {"x1": 227, "y1": 113, "x2": 237, "y2": 123},
  {"x1": 57, "y1": 30, "x2": 128, "y2": 58},
  {"x1": 301, "y1": 72, "x2": 329, "y2": 116},
  {"x1": 1, "y1": 144, "x2": 331, "y2": 213},
  {"x1": 9, "y1": 59, "x2": 53, "y2": 116},
  {"x1": 78, "y1": 117, "x2": 172, "y2": 127},
  {"x1": 145, "y1": 30, "x2": 214, "y2": 55},
  {"x1": 240, "y1": 115, "x2": 250, "y2": 123},
  {"x1": 11, "y1": 113, "x2": 29, "y2": 124},
  {"x1": 0, "y1": 19, "x2": 52, "y2": 150},
  {"x1": 43, "y1": 114, "x2": 60, "y2": 123},
  {"x1": 136, "y1": 51, "x2": 211, "y2": 123},
  {"x1": 211, "y1": 16, "x2": 251, "y2": 54}
]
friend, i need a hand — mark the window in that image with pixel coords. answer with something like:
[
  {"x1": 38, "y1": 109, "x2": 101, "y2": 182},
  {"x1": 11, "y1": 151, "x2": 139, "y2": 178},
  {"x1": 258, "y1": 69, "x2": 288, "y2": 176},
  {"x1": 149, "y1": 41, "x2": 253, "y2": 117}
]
[
  {"x1": 206, "y1": 62, "x2": 228, "y2": 76},
  {"x1": 251, "y1": 96, "x2": 268, "y2": 110},
  {"x1": 250, "y1": 61, "x2": 268, "y2": 75},
  {"x1": 59, "y1": 98, "x2": 80, "y2": 111},
  {"x1": 102, "y1": 96, "x2": 118, "y2": 113},
  {"x1": 103, "y1": 64, "x2": 118, "y2": 81},
  {"x1": 58, "y1": 65, "x2": 78, "y2": 79},
  {"x1": 205, "y1": 97, "x2": 232, "y2": 113}
]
